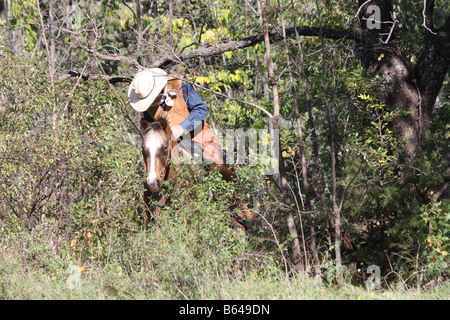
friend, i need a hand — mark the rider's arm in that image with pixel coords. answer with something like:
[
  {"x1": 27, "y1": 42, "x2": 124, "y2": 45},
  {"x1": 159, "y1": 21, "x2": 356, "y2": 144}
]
[{"x1": 178, "y1": 79, "x2": 208, "y2": 133}]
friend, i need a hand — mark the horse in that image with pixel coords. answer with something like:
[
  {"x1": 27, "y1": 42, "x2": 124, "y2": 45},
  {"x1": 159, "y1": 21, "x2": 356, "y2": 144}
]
[
  {"x1": 140, "y1": 117, "x2": 254, "y2": 232},
  {"x1": 140, "y1": 117, "x2": 175, "y2": 228}
]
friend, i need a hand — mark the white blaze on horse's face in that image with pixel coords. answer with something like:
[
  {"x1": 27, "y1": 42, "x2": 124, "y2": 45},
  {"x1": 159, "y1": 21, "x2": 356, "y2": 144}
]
[
  {"x1": 145, "y1": 132, "x2": 163, "y2": 192},
  {"x1": 142, "y1": 121, "x2": 170, "y2": 194}
]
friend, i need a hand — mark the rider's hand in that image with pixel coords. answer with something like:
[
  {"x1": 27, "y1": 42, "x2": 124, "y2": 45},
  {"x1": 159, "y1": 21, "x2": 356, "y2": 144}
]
[{"x1": 171, "y1": 124, "x2": 185, "y2": 140}]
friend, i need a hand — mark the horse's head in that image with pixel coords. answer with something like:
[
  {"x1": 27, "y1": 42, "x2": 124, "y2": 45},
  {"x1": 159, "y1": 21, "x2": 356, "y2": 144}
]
[{"x1": 141, "y1": 117, "x2": 172, "y2": 193}]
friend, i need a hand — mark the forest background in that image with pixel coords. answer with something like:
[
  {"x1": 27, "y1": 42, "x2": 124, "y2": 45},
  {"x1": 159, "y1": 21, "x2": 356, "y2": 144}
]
[{"x1": 0, "y1": 0, "x2": 449, "y2": 300}]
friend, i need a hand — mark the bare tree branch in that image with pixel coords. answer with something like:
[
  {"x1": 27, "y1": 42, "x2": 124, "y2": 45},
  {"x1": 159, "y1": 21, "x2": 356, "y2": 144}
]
[
  {"x1": 75, "y1": 25, "x2": 355, "y2": 69},
  {"x1": 191, "y1": 82, "x2": 273, "y2": 118},
  {"x1": 151, "y1": 26, "x2": 355, "y2": 68},
  {"x1": 76, "y1": 42, "x2": 142, "y2": 67},
  {"x1": 57, "y1": 70, "x2": 132, "y2": 83},
  {"x1": 421, "y1": 0, "x2": 436, "y2": 34}
]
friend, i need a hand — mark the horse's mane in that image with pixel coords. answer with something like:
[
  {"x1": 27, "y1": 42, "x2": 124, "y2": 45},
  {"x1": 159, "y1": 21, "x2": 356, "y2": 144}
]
[
  {"x1": 142, "y1": 118, "x2": 172, "y2": 145},
  {"x1": 144, "y1": 121, "x2": 164, "y2": 134}
]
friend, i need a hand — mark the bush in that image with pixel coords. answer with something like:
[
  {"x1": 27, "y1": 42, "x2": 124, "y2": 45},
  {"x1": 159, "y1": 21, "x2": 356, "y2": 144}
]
[
  {"x1": 0, "y1": 53, "x2": 280, "y2": 299},
  {"x1": 1, "y1": 51, "x2": 448, "y2": 299}
]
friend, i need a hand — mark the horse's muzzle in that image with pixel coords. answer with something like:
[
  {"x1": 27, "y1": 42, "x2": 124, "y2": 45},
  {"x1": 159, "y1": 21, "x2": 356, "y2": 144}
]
[{"x1": 146, "y1": 179, "x2": 160, "y2": 193}]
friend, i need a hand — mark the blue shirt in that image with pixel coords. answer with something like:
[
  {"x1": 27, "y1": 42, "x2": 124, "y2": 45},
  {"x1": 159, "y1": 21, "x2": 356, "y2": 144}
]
[{"x1": 143, "y1": 78, "x2": 208, "y2": 132}]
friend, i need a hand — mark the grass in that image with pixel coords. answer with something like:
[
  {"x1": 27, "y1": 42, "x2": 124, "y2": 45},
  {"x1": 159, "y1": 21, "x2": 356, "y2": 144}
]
[
  {"x1": 1, "y1": 241, "x2": 448, "y2": 300},
  {"x1": 0, "y1": 168, "x2": 447, "y2": 301}
]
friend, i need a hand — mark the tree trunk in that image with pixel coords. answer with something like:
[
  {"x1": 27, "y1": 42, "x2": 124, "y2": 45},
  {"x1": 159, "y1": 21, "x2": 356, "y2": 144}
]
[
  {"x1": 3, "y1": 0, "x2": 15, "y2": 56},
  {"x1": 278, "y1": 0, "x2": 313, "y2": 276},
  {"x1": 315, "y1": 0, "x2": 344, "y2": 284},
  {"x1": 136, "y1": 0, "x2": 143, "y2": 64},
  {"x1": 357, "y1": 0, "x2": 450, "y2": 161},
  {"x1": 291, "y1": 0, "x2": 328, "y2": 277},
  {"x1": 260, "y1": 0, "x2": 304, "y2": 274}
]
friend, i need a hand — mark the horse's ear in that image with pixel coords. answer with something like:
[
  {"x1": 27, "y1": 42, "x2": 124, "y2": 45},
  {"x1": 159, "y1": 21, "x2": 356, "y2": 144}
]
[
  {"x1": 141, "y1": 118, "x2": 151, "y2": 131},
  {"x1": 159, "y1": 117, "x2": 168, "y2": 131}
]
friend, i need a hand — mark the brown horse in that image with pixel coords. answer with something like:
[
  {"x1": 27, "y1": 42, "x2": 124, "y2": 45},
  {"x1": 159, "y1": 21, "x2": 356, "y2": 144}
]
[
  {"x1": 140, "y1": 117, "x2": 254, "y2": 232},
  {"x1": 141, "y1": 117, "x2": 175, "y2": 228}
]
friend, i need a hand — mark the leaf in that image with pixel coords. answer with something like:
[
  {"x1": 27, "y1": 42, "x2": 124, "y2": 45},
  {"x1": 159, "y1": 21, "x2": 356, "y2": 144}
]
[{"x1": 358, "y1": 93, "x2": 371, "y2": 100}]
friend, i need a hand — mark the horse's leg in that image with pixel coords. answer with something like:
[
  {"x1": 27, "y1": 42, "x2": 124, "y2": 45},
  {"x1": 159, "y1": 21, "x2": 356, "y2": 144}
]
[
  {"x1": 144, "y1": 182, "x2": 167, "y2": 229},
  {"x1": 143, "y1": 182, "x2": 152, "y2": 229}
]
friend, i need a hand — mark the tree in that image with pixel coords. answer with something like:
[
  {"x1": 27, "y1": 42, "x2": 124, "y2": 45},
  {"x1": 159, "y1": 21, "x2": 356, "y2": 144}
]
[
  {"x1": 260, "y1": 0, "x2": 304, "y2": 274},
  {"x1": 69, "y1": 1, "x2": 448, "y2": 162},
  {"x1": 356, "y1": 0, "x2": 449, "y2": 162},
  {"x1": 56, "y1": 0, "x2": 450, "y2": 281},
  {"x1": 2, "y1": 0, "x2": 448, "y2": 285}
]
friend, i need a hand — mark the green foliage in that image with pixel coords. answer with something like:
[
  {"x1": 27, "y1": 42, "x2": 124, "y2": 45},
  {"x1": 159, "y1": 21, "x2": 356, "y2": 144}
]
[
  {"x1": 0, "y1": 53, "x2": 141, "y2": 263},
  {"x1": 0, "y1": 54, "x2": 283, "y2": 298},
  {"x1": 420, "y1": 201, "x2": 450, "y2": 278},
  {"x1": 1, "y1": 0, "x2": 449, "y2": 296}
]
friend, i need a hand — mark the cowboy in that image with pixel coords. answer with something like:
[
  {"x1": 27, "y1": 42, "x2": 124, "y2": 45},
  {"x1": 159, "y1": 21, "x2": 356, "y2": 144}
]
[{"x1": 128, "y1": 68, "x2": 253, "y2": 230}]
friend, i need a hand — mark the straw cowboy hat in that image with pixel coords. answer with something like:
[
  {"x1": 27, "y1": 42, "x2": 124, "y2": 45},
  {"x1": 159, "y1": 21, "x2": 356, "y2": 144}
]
[{"x1": 128, "y1": 68, "x2": 168, "y2": 112}]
